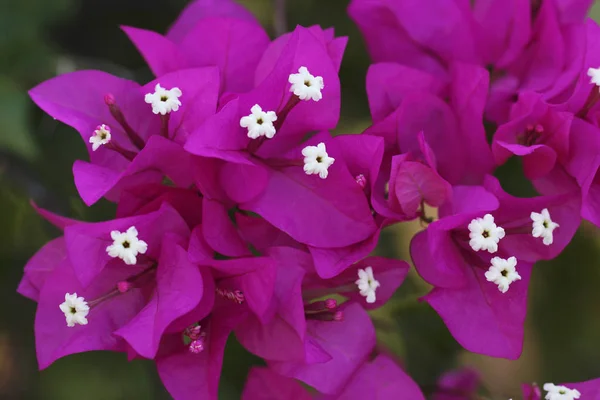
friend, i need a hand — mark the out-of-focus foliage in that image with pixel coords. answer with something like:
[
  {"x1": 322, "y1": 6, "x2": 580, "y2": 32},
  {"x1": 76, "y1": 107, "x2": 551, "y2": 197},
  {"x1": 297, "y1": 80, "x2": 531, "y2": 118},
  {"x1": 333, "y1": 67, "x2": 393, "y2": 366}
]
[
  {"x1": 2, "y1": 1, "x2": 600, "y2": 399},
  {"x1": 0, "y1": 0, "x2": 71, "y2": 160}
]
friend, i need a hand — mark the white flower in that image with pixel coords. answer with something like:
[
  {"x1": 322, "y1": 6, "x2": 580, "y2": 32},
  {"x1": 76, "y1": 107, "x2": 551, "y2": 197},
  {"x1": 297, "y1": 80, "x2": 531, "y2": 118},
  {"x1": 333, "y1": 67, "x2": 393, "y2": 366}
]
[
  {"x1": 588, "y1": 66, "x2": 600, "y2": 87},
  {"x1": 531, "y1": 208, "x2": 559, "y2": 246},
  {"x1": 144, "y1": 84, "x2": 182, "y2": 115},
  {"x1": 355, "y1": 266, "x2": 380, "y2": 304},
  {"x1": 468, "y1": 214, "x2": 505, "y2": 253},
  {"x1": 289, "y1": 66, "x2": 324, "y2": 101},
  {"x1": 106, "y1": 226, "x2": 148, "y2": 265},
  {"x1": 59, "y1": 293, "x2": 89, "y2": 327},
  {"x1": 302, "y1": 142, "x2": 335, "y2": 179},
  {"x1": 89, "y1": 124, "x2": 111, "y2": 151},
  {"x1": 543, "y1": 383, "x2": 581, "y2": 400},
  {"x1": 484, "y1": 256, "x2": 521, "y2": 293},
  {"x1": 239, "y1": 104, "x2": 278, "y2": 139}
]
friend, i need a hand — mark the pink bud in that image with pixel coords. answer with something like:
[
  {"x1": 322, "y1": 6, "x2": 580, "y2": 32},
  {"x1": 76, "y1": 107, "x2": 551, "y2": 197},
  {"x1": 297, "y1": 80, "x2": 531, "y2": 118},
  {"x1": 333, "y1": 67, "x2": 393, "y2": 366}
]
[
  {"x1": 355, "y1": 174, "x2": 367, "y2": 189},
  {"x1": 117, "y1": 281, "x2": 132, "y2": 293},
  {"x1": 189, "y1": 338, "x2": 205, "y2": 354},
  {"x1": 332, "y1": 311, "x2": 344, "y2": 322},
  {"x1": 104, "y1": 93, "x2": 116, "y2": 106},
  {"x1": 325, "y1": 298, "x2": 337, "y2": 310}
]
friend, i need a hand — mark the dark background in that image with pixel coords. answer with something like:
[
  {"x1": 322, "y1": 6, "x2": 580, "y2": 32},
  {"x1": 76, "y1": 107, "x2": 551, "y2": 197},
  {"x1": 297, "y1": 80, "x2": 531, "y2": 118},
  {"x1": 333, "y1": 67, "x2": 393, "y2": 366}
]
[{"x1": 1, "y1": 1, "x2": 600, "y2": 398}]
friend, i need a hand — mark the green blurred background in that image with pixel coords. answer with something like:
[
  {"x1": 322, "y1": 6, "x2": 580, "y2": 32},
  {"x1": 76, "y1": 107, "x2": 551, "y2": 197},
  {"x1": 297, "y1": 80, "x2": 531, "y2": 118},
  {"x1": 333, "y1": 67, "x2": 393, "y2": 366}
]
[{"x1": 2, "y1": 1, "x2": 600, "y2": 398}]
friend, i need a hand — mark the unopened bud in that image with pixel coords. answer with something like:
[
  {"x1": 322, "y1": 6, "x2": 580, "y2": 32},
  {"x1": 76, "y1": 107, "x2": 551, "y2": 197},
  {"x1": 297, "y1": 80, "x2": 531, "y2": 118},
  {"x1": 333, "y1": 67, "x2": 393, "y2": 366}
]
[
  {"x1": 117, "y1": 281, "x2": 132, "y2": 293},
  {"x1": 189, "y1": 338, "x2": 206, "y2": 354},
  {"x1": 104, "y1": 93, "x2": 116, "y2": 106},
  {"x1": 355, "y1": 174, "x2": 367, "y2": 189}
]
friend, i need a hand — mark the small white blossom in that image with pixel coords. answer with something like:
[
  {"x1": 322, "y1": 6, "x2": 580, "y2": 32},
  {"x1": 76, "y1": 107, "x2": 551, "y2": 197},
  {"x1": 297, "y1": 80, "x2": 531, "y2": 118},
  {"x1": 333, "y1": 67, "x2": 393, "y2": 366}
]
[
  {"x1": 144, "y1": 84, "x2": 182, "y2": 115},
  {"x1": 484, "y1": 256, "x2": 521, "y2": 293},
  {"x1": 588, "y1": 66, "x2": 600, "y2": 87},
  {"x1": 468, "y1": 214, "x2": 505, "y2": 253},
  {"x1": 531, "y1": 208, "x2": 559, "y2": 246},
  {"x1": 59, "y1": 293, "x2": 89, "y2": 327},
  {"x1": 106, "y1": 226, "x2": 148, "y2": 265},
  {"x1": 302, "y1": 142, "x2": 335, "y2": 179},
  {"x1": 355, "y1": 266, "x2": 380, "y2": 304},
  {"x1": 289, "y1": 66, "x2": 324, "y2": 101},
  {"x1": 89, "y1": 124, "x2": 111, "y2": 151},
  {"x1": 543, "y1": 383, "x2": 581, "y2": 400},
  {"x1": 239, "y1": 104, "x2": 278, "y2": 139}
]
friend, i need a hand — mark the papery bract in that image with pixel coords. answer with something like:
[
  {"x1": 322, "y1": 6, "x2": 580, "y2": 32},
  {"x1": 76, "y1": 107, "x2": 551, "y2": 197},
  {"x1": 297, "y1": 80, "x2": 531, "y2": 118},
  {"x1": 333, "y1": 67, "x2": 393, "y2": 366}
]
[
  {"x1": 493, "y1": 92, "x2": 572, "y2": 180},
  {"x1": 29, "y1": 67, "x2": 219, "y2": 205},
  {"x1": 411, "y1": 176, "x2": 580, "y2": 358}
]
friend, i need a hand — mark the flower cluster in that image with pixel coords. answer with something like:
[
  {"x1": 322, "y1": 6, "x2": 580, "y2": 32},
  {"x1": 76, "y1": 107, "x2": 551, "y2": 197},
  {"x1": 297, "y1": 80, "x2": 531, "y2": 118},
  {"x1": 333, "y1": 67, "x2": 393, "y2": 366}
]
[{"x1": 17, "y1": 0, "x2": 600, "y2": 398}]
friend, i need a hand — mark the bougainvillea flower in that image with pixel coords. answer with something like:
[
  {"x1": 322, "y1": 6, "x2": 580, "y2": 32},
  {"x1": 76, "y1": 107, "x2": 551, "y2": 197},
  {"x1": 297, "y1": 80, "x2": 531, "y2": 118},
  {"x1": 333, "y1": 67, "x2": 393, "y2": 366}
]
[
  {"x1": 492, "y1": 92, "x2": 572, "y2": 180},
  {"x1": 36, "y1": 237, "x2": 211, "y2": 369},
  {"x1": 267, "y1": 303, "x2": 375, "y2": 395},
  {"x1": 306, "y1": 256, "x2": 409, "y2": 310},
  {"x1": 63, "y1": 203, "x2": 189, "y2": 286},
  {"x1": 21, "y1": 0, "x2": 600, "y2": 397},
  {"x1": 303, "y1": 134, "x2": 385, "y2": 278},
  {"x1": 410, "y1": 176, "x2": 580, "y2": 358},
  {"x1": 123, "y1": 0, "x2": 270, "y2": 94},
  {"x1": 117, "y1": 183, "x2": 256, "y2": 260},
  {"x1": 29, "y1": 204, "x2": 196, "y2": 366},
  {"x1": 156, "y1": 300, "x2": 246, "y2": 400},
  {"x1": 349, "y1": 0, "x2": 592, "y2": 123},
  {"x1": 209, "y1": 253, "x2": 277, "y2": 325},
  {"x1": 186, "y1": 27, "x2": 376, "y2": 248},
  {"x1": 23, "y1": 200, "x2": 273, "y2": 400},
  {"x1": 235, "y1": 249, "x2": 310, "y2": 363},
  {"x1": 253, "y1": 25, "x2": 348, "y2": 88},
  {"x1": 483, "y1": 0, "x2": 589, "y2": 122},
  {"x1": 34, "y1": 258, "x2": 148, "y2": 368},
  {"x1": 386, "y1": 131, "x2": 452, "y2": 220},
  {"x1": 152, "y1": 238, "x2": 277, "y2": 400},
  {"x1": 186, "y1": 26, "x2": 341, "y2": 165},
  {"x1": 186, "y1": 25, "x2": 343, "y2": 160},
  {"x1": 237, "y1": 247, "x2": 408, "y2": 394},
  {"x1": 365, "y1": 62, "x2": 494, "y2": 199},
  {"x1": 29, "y1": 67, "x2": 219, "y2": 205}
]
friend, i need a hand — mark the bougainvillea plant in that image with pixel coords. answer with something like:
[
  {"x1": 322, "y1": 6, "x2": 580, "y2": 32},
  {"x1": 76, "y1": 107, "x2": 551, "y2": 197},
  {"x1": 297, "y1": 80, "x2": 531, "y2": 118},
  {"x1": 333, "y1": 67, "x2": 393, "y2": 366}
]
[{"x1": 18, "y1": 0, "x2": 600, "y2": 398}]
